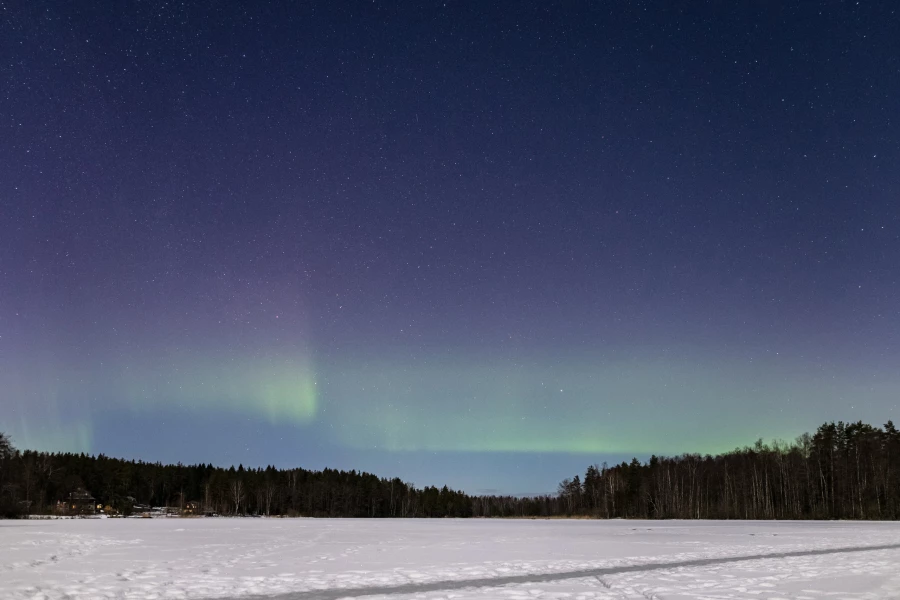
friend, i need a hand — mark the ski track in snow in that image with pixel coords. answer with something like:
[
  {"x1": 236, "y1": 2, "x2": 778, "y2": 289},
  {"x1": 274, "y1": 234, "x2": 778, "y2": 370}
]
[{"x1": 1, "y1": 519, "x2": 899, "y2": 600}]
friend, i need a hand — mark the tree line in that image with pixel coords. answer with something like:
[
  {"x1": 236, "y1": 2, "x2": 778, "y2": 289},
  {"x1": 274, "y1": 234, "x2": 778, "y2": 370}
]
[
  {"x1": 559, "y1": 421, "x2": 900, "y2": 519},
  {"x1": 0, "y1": 433, "x2": 478, "y2": 518},
  {"x1": 2, "y1": 420, "x2": 899, "y2": 519}
]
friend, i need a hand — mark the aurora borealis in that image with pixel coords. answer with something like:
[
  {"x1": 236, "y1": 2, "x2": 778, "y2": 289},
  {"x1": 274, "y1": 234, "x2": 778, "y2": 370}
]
[{"x1": 2, "y1": 1, "x2": 899, "y2": 494}]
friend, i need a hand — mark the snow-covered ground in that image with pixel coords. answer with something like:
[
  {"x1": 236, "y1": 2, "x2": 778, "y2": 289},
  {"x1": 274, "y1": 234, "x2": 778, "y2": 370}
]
[{"x1": 1, "y1": 519, "x2": 899, "y2": 600}]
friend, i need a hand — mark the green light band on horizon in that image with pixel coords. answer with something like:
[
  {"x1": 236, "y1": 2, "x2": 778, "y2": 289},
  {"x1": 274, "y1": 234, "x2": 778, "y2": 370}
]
[
  {"x1": 319, "y1": 354, "x2": 888, "y2": 455},
  {"x1": 4, "y1": 348, "x2": 897, "y2": 459}
]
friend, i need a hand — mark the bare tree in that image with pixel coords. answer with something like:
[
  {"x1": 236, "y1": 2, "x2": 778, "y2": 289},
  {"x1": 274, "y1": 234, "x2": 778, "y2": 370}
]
[
  {"x1": 229, "y1": 479, "x2": 244, "y2": 515},
  {"x1": 263, "y1": 480, "x2": 278, "y2": 516}
]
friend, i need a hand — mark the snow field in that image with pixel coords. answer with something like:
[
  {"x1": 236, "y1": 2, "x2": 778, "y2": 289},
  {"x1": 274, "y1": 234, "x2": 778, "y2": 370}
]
[{"x1": 1, "y1": 519, "x2": 899, "y2": 599}]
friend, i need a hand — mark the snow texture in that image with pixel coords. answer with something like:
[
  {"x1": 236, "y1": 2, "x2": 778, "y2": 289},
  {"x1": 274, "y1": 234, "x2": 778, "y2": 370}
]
[{"x1": 1, "y1": 518, "x2": 899, "y2": 599}]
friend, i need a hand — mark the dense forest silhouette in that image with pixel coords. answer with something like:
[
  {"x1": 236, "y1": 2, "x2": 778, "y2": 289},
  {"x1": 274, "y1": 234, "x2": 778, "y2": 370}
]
[{"x1": 2, "y1": 420, "x2": 899, "y2": 519}]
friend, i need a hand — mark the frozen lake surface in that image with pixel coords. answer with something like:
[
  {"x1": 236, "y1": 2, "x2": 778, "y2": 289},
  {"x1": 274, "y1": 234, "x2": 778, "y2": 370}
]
[{"x1": 1, "y1": 518, "x2": 899, "y2": 599}]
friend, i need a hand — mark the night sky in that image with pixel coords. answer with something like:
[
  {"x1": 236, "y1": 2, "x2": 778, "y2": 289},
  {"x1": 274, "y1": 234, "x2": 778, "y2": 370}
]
[{"x1": 2, "y1": 1, "x2": 899, "y2": 495}]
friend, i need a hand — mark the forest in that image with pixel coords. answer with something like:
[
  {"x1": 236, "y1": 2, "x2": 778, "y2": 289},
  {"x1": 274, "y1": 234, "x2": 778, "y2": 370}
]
[
  {"x1": 557, "y1": 420, "x2": 900, "y2": 520},
  {"x1": 2, "y1": 420, "x2": 899, "y2": 519}
]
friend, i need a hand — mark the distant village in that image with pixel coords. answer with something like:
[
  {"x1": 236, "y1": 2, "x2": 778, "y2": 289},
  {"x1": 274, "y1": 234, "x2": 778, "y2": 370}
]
[{"x1": 49, "y1": 487, "x2": 213, "y2": 518}]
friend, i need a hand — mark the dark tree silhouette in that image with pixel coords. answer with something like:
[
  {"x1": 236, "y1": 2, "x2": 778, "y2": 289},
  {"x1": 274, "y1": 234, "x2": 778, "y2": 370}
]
[
  {"x1": 558, "y1": 421, "x2": 900, "y2": 520},
  {"x1": 2, "y1": 421, "x2": 899, "y2": 519},
  {"x1": 0, "y1": 432, "x2": 13, "y2": 459}
]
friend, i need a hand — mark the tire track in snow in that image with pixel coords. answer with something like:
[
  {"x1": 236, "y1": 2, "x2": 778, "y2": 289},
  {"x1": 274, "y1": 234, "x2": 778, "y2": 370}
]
[{"x1": 243, "y1": 542, "x2": 900, "y2": 600}]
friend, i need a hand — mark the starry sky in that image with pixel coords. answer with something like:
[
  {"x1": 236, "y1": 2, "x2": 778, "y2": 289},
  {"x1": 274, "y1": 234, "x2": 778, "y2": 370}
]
[{"x1": 1, "y1": 1, "x2": 899, "y2": 495}]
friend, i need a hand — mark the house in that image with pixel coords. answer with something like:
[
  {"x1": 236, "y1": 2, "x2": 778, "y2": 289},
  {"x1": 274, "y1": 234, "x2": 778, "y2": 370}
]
[
  {"x1": 182, "y1": 501, "x2": 202, "y2": 516},
  {"x1": 66, "y1": 489, "x2": 97, "y2": 515}
]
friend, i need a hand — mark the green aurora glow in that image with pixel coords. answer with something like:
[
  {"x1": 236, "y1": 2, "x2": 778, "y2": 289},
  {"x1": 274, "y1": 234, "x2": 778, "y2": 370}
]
[
  {"x1": 321, "y1": 355, "x2": 833, "y2": 455},
  {"x1": 117, "y1": 356, "x2": 319, "y2": 425},
  {"x1": 5, "y1": 347, "x2": 898, "y2": 460}
]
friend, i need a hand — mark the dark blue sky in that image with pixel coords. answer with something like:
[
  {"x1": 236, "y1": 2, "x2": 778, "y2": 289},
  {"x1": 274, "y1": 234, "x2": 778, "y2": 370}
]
[{"x1": 2, "y1": 1, "x2": 899, "y2": 494}]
